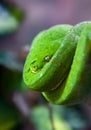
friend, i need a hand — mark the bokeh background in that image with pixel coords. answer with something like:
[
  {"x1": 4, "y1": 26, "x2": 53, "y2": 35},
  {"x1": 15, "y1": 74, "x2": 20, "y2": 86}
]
[
  {"x1": 1, "y1": 0, "x2": 91, "y2": 130},
  {"x1": 1, "y1": 0, "x2": 91, "y2": 50}
]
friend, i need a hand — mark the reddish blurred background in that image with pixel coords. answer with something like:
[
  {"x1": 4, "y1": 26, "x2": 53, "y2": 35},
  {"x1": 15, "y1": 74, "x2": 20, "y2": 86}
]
[{"x1": 0, "y1": 0, "x2": 91, "y2": 50}]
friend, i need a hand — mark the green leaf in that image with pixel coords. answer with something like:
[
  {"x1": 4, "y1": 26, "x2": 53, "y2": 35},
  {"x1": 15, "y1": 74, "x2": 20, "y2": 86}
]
[{"x1": 31, "y1": 105, "x2": 72, "y2": 130}]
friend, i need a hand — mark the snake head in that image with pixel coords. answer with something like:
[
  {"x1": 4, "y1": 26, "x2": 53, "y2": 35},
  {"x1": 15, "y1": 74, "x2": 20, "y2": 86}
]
[{"x1": 23, "y1": 25, "x2": 72, "y2": 91}]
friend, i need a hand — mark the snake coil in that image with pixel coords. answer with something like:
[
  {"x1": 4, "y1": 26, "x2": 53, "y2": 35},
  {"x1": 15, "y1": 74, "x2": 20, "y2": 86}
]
[{"x1": 23, "y1": 21, "x2": 91, "y2": 105}]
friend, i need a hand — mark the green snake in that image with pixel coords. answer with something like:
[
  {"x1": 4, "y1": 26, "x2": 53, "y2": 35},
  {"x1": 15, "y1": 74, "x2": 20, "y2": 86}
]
[{"x1": 23, "y1": 21, "x2": 91, "y2": 105}]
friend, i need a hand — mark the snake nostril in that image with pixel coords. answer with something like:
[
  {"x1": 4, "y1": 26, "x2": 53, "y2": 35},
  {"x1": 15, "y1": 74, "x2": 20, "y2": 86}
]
[
  {"x1": 30, "y1": 65, "x2": 38, "y2": 73},
  {"x1": 29, "y1": 60, "x2": 38, "y2": 73}
]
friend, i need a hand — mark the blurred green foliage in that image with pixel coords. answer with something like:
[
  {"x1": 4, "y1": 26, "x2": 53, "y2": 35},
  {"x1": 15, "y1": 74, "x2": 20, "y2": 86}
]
[
  {"x1": 0, "y1": 51, "x2": 25, "y2": 95},
  {"x1": 31, "y1": 105, "x2": 72, "y2": 130},
  {"x1": 0, "y1": 50, "x2": 24, "y2": 130},
  {"x1": 3, "y1": 1, "x2": 24, "y2": 22},
  {"x1": 0, "y1": 98, "x2": 21, "y2": 130},
  {"x1": 0, "y1": 1, "x2": 24, "y2": 35}
]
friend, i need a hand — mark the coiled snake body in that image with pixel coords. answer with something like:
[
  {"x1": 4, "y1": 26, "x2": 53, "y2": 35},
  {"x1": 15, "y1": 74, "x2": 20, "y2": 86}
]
[{"x1": 23, "y1": 21, "x2": 91, "y2": 105}]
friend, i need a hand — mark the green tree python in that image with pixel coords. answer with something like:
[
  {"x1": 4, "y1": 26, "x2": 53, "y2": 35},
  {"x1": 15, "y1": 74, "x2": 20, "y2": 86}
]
[{"x1": 23, "y1": 21, "x2": 91, "y2": 105}]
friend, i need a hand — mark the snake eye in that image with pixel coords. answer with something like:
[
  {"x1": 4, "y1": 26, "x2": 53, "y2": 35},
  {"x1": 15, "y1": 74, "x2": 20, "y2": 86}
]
[{"x1": 44, "y1": 55, "x2": 51, "y2": 62}]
